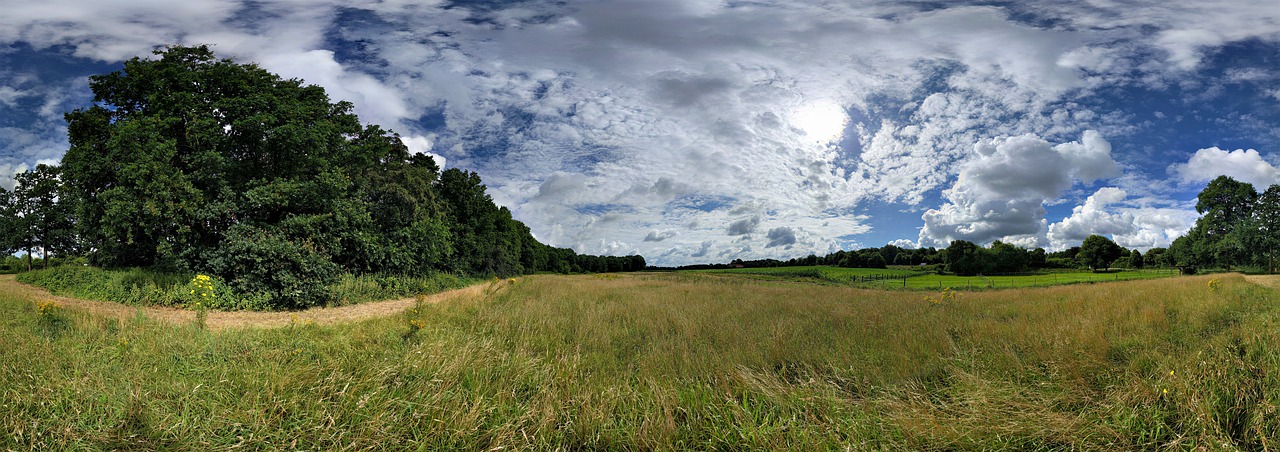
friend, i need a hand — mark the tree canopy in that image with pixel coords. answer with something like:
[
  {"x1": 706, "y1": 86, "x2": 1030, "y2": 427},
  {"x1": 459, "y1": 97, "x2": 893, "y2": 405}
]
[{"x1": 1078, "y1": 235, "x2": 1124, "y2": 271}]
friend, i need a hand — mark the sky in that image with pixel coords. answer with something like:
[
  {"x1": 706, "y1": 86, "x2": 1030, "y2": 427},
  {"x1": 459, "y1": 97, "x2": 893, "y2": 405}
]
[{"x1": 1, "y1": 0, "x2": 1279, "y2": 266}]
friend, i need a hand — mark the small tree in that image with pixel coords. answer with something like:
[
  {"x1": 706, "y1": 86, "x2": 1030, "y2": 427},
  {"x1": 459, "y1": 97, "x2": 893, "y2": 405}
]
[{"x1": 1078, "y1": 234, "x2": 1124, "y2": 271}]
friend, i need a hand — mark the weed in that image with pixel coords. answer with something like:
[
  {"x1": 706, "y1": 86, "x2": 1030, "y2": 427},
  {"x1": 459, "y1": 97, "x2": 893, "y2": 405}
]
[{"x1": 924, "y1": 287, "x2": 960, "y2": 305}]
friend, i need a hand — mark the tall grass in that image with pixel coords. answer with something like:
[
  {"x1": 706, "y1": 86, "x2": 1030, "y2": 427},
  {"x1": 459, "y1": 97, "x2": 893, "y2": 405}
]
[{"x1": 1, "y1": 273, "x2": 1277, "y2": 449}]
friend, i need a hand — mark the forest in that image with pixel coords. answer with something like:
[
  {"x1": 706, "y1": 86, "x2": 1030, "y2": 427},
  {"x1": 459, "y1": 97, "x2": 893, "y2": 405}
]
[{"x1": 0, "y1": 46, "x2": 643, "y2": 309}]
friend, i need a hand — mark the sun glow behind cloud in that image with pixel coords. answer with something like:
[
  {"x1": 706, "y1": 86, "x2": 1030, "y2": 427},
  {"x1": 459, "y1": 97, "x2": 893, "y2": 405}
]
[{"x1": 790, "y1": 100, "x2": 849, "y2": 144}]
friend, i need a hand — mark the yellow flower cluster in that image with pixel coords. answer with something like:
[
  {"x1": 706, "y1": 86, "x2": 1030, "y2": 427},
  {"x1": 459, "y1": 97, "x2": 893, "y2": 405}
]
[
  {"x1": 189, "y1": 274, "x2": 216, "y2": 302},
  {"x1": 925, "y1": 288, "x2": 960, "y2": 306},
  {"x1": 1207, "y1": 278, "x2": 1221, "y2": 292},
  {"x1": 35, "y1": 299, "x2": 59, "y2": 318}
]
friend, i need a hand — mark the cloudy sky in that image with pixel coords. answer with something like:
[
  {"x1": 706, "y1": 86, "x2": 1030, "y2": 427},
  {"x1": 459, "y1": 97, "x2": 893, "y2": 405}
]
[{"x1": 2, "y1": 0, "x2": 1279, "y2": 265}]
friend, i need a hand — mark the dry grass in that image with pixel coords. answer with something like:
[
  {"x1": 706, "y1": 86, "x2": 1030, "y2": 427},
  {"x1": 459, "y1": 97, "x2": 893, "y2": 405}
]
[{"x1": 1, "y1": 272, "x2": 1278, "y2": 449}]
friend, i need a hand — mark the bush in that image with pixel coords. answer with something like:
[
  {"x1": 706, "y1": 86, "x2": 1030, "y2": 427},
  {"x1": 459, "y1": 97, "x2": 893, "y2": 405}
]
[{"x1": 206, "y1": 225, "x2": 340, "y2": 309}]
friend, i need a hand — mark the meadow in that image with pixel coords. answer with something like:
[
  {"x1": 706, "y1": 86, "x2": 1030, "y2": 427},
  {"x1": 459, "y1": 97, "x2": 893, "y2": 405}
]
[
  {"x1": 2, "y1": 272, "x2": 1278, "y2": 449},
  {"x1": 693, "y1": 265, "x2": 1179, "y2": 289}
]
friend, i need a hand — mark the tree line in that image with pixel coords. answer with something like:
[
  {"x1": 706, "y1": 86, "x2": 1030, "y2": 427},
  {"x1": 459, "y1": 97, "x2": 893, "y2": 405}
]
[
  {"x1": 685, "y1": 175, "x2": 1279, "y2": 276},
  {"x1": 1168, "y1": 176, "x2": 1280, "y2": 273},
  {"x1": 673, "y1": 236, "x2": 1168, "y2": 276},
  {"x1": 0, "y1": 46, "x2": 643, "y2": 308}
]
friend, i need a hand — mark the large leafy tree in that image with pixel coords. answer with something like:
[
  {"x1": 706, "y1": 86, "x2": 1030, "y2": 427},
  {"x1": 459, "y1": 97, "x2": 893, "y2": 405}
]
[
  {"x1": 59, "y1": 46, "x2": 456, "y2": 305},
  {"x1": 1078, "y1": 234, "x2": 1123, "y2": 271},
  {"x1": 1192, "y1": 176, "x2": 1257, "y2": 270}
]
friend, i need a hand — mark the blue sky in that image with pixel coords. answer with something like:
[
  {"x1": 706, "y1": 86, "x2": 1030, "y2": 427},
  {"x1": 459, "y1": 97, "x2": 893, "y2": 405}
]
[{"x1": 2, "y1": 0, "x2": 1279, "y2": 266}]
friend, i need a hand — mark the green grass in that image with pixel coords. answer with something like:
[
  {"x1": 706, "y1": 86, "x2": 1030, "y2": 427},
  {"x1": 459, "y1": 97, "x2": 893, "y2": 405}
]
[
  {"x1": 2, "y1": 273, "x2": 1278, "y2": 449},
  {"x1": 695, "y1": 265, "x2": 1180, "y2": 289},
  {"x1": 693, "y1": 265, "x2": 920, "y2": 284}
]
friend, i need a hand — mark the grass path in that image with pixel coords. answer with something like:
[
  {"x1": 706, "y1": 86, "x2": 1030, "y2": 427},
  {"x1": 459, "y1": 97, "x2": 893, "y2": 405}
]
[
  {"x1": 1244, "y1": 274, "x2": 1280, "y2": 290},
  {"x1": 0, "y1": 274, "x2": 489, "y2": 331}
]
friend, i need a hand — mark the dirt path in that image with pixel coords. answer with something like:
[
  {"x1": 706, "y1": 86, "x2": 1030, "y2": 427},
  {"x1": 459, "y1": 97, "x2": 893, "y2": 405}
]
[
  {"x1": 1244, "y1": 274, "x2": 1280, "y2": 291},
  {"x1": 0, "y1": 274, "x2": 489, "y2": 331}
]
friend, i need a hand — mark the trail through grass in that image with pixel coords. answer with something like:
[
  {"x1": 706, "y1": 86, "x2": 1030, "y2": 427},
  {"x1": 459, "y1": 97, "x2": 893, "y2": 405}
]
[{"x1": 2, "y1": 273, "x2": 1278, "y2": 449}]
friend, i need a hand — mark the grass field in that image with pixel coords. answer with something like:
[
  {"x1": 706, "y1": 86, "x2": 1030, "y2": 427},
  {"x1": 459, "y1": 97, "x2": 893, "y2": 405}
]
[
  {"x1": 2, "y1": 272, "x2": 1279, "y2": 449},
  {"x1": 694, "y1": 265, "x2": 1180, "y2": 289},
  {"x1": 692, "y1": 265, "x2": 922, "y2": 284}
]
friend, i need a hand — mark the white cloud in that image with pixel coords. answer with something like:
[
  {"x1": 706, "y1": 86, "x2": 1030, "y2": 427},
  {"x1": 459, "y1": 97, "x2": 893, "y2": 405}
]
[
  {"x1": 401, "y1": 135, "x2": 446, "y2": 168},
  {"x1": 1047, "y1": 187, "x2": 1135, "y2": 249},
  {"x1": 888, "y1": 239, "x2": 918, "y2": 249},
  {"x1": 919, "y1": 130, "x2": 1119, "y2": 248},
  {"x1": 0, "y1": 163, "x2": 30, "y2": 191},
  {"x1": 643, "y1": 229, "x2": 677, "y2": 242},
  {"x1": 1047, "y1": 187, "x2": 1199, "y2": 251},
  {"x1": 1, "y1": 1, "x2": 1279, "y2": 265},
  {"x1": 1169, "y1": 147, "x2": 1280, "y2": 190}
]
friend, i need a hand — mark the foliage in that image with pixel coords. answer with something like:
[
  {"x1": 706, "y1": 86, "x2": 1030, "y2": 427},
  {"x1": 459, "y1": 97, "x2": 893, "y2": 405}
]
[
  {"x1": 17, "y1": 265, "x2": 472, "y2": 310},
  {"x1": 944, "y1": 240, "x2": 993, "y2": 276},
  {"x1": 1169, "y1": 177, "x2": 1280, "y2": 272},
  {"x1": 1079, "y1": 234, "x2": 1124, "y2": 271},
  {"x1": 2, "y1": 165, "x2": 77, "y2": 270}
]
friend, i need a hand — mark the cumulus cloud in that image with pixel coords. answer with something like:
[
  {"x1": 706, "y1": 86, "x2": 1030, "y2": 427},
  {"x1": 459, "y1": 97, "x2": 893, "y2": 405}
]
[
  {"x1": 1047, "y1": 187, "x2": 1135, "y2": 248},
  {"x1": 690, "y1": 240, "x2": 713, "y2": 258},
  {"x1": 726, "y1": 216, "x2": 761, "y2": 236},
  {"x1": 919, "y1": 130, "x2": 1119, "y2": 247},
  {"x1": 765, "y1": 227, "x2": 797, "y2": 248},
  {"x1": 0, "y1": 163, "x2": 29, "y2": 191},
  {"x1": 1169, "y1": 147, "x2": 1280, "y2": 190},
  {"x1": 643, "y1": 229, "x2": 677, "y2": 242},
  {"x1": 888, "y1": 239, "x2": 918, "y2": 249},
  {"x1": 1048, "y1": 187, "x2": 1199, "y2": 251}
]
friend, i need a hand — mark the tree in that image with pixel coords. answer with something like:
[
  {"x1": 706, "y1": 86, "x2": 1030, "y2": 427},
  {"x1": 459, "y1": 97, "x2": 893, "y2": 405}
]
[
  {"x1": 1194, "y1": 176, "x2": 1257, "y2": 270},
  {"x1": 1078, "y1": 234, "x2": 1124, "y2": 271},
  {"x1": 0, "y1": 187, "x2": 17, "y2": 257},
  {"x1": 944, "y1": 240, "x2": 992, "y2": 276},
  {"x1": 1255, "y1": 184, "x2": 1280, "y2": 274},
  {"x1": 1145, "y1": 247, "x2": 1168, "y2": 267},
  {"x1": 1028, "y1": 247, "x2": 1047, "y2": 268},
  {"x1": 989, "y1": 240, "x2": 1029, "y2": 273},
  {"x1": 9, "y1": 165, "x2": 77, "y2": 270},
  {"x1": 1129, "y1": 249, "x2": 1144, "y2": 269}
]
